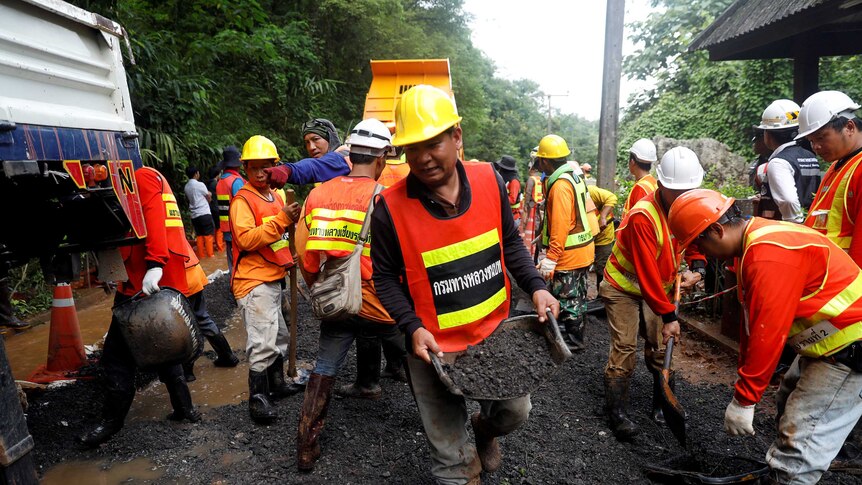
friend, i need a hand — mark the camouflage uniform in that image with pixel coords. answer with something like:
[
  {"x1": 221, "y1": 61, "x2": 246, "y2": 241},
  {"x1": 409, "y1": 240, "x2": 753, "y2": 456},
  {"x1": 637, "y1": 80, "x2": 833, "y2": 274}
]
[{"x1": 549, "y1": 267, "x2": 589, "y2": 350}]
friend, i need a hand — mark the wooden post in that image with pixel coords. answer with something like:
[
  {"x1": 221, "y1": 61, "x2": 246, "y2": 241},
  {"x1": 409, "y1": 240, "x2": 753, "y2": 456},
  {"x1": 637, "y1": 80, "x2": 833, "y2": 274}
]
[
  {"x1": 285, "y1": 189, "x2": 299, "y2": 378},
  {"x1": 597, "y1": 0, "x2": 625, "y2": 191},
  {"x1": 793, "y1": 50, "x2": 819, "y2": 103}
]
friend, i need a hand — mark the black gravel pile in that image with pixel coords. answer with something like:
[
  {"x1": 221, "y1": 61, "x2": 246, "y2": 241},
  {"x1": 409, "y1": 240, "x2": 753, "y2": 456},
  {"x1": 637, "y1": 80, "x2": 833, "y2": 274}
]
[
  {"x1": 203, "y1": 274, "x2": 235, "y2": 328},
  {"x1": 443, "y1": 329, "x2": 556, "y2": 398}
]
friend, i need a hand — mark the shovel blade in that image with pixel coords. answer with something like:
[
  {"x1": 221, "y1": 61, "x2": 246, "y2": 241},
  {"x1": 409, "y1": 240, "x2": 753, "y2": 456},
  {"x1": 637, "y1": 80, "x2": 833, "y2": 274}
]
[{"x1": 660, "y1": 369, "x2": 686, "y2": 447}]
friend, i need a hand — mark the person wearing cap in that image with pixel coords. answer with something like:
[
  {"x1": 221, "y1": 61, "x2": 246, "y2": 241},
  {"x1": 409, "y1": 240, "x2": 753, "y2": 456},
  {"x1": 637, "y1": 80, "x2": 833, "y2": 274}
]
[
  {"x1": 370, "y1": 84, "x2": 558, "y2": 484},
  {"x1": 216, "y1": 146, "x2": 247, "y2": 273},
  {"x1": 600, "y1": 146, "x2": 707, "y2": 440},
  {"x1": 263, "y1": 118, "x2": 352, "y2": 187},
  {"x1": 668, "y1": 189, "x2": 862, "y2": 484},
  {"x1": 534, "y1": 135, "x2": 600, "y2": 352},
  {"x1": 294, "y1": 118, "x2": 406, "y2": 471},
  {"x1": 623, "y1": 138, "x2": 659, "y2": 215},
  {"x1": 752, "y1": 100, "x2": 821, "y2": 223},
  {"x1": 230, "y1": 135, "x2": 302, "y2": 424},
  {"x1": 798, "y1": 91, "x2": 862, "y2": 266},
  {"x1": 493, "y1": 155, "x2": 522, "y2": 229}
]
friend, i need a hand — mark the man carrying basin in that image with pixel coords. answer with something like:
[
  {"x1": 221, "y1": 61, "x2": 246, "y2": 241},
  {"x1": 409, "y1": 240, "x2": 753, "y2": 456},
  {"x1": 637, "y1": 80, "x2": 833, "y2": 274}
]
[
  {"x1": 371, "y1": 84, "x2": 558, "y2": 485},
  {"x1": 668, "y1": 189, "x2": 862, "y2": 485}
]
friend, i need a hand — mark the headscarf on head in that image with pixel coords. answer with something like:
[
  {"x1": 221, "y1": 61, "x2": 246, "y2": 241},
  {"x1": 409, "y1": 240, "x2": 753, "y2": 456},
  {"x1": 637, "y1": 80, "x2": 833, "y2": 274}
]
[{"x1": 302, "y1": 118, "x2": 341, "y2": 152}]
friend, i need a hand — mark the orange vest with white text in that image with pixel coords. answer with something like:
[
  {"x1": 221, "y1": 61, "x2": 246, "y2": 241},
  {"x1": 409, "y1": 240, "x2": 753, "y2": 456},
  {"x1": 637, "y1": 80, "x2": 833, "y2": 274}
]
[
  {"x1": 804, "y1": 150, "x2": 862, "y2": 250},
  {"x1": 380, "y1": 162, "x2": 510, "y2": 352},
  {"x1": 230, "y1": 186, "x2": 294, "y2": 273},
  {"x1": 604, "y1": 191, "x2": 681, "y2": 297},
  {"x1": 738, "y1": 218, "x2": 862, "y2": 357}
]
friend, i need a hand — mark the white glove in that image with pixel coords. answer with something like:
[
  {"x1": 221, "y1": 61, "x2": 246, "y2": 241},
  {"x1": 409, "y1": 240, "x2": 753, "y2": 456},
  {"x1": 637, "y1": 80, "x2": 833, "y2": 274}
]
[
  {"x1": 538, "y1": 258, "x2": 557, "y2": 280},
  {"x1": 724, "y1": 397, "x2": 755, "y2": 436},
  {"x1": 142, "y1": 267, "x2": 163, "y2": 296}
]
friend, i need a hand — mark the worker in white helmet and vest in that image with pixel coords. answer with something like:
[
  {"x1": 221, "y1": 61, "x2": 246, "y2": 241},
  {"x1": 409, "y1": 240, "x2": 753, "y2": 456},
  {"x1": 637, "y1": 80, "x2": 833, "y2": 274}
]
[
  {"x1": 623, "y1": 138, "x2": 659, "y2": 215},
  {"x1": 753, "y1": 99, "x2": 821, "y2": 223},
  {"x1": 600, "y1": 146, "x2": 707, "y2": 440}
]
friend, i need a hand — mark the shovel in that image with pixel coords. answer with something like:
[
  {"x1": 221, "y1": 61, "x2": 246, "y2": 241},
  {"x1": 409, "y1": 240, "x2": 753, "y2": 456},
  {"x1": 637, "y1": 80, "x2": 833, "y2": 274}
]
[{"x1": 659, "y1": 273, "x2": 686, "y2": 447}]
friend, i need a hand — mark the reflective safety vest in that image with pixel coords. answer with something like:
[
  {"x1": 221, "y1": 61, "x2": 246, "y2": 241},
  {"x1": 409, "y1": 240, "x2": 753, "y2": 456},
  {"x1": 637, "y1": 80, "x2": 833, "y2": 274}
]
[
  {"x1": 231, "y1": 186, "x2": 294, "y2": 268},
  {"x1": 216, "y1": 171, "x2": 244, "y2": 233},
  {"x1": 541, "y1": 164, "x2": 592, "y2": 249},
  {"x1": 804, "y1": 150, "x2": 862, "y2": 249},
  {"x1": 507, "y1": 180, "x2": 522, "y2": 211},
  {"x1": 763, "y1": 143, "x2": 821, "y2": 210},
  {"x1": 531, "y1": 175, "x2": 544, "y2": 203},
  {"x1": 381, "y1": 161, "x2": 510, "y2": 352},
  {"x1": 738, "y1": 218, "x2": 862, "y2": 357},
  {"x1": 378, "y1": 159, "x2": 410, "y2": 188},
  {"x1": 304, "y1": 178, "x2": 374, "y2": 258},
  {"x1": 604, "y1": 192, "x2": 679, "y2": 297},
  {"x1": 623, "y1": 174, "x2": 658, "y2": 214}
]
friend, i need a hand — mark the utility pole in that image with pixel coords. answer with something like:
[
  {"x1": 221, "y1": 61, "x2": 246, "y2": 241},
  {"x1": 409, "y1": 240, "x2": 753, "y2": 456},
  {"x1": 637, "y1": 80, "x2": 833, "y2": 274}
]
[
  {"x1": 544, "y1": 93, "x2": 568, "y2": 134},
  {"x1": 597, "y1": 0, "x2": 625, "y2": 190}
]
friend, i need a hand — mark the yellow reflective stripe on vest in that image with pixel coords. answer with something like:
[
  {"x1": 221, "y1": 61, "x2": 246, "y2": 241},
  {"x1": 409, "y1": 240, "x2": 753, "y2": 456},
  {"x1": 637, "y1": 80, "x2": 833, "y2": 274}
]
[
  {"x1": 217, "y1": 194, "x2": 229, "y2": 201},
  {"x1": 605, "y1": 250, "x2": 642, "y2": 296},
  {"x1": 542, "y1": 172, "x2": 593, "y2": 248},
  {"x1": 306, "y1": 239, "x2": 371, "y2": 256},
  {"x1": 828, "y1": 157, "x2": 862, "y2": 248},
  {"x1": 631, "y1": 199, "x2": 664, "y2": 251},
  {"x1": 787, "y1": 269, "x2": 862, "y2": 356},
  {"x1": 438, "y1": 286, "x2": 507, "y2": 329},
  {"x1": 163, "y1": 194, "x2": 183, "y2": 227},
  {"x1": 261, "y1": 215, "x2": 290, "y2": 251},
  {"x1": 422, "y1": 229, "x2": 498, "y2": 268}
]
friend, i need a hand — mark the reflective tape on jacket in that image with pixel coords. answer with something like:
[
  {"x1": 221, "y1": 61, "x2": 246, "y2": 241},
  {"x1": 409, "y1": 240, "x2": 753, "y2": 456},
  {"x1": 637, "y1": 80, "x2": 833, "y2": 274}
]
[
  {"x1": 163, "y1": 193, "x2": 183, "y2": 227},
  {"x1": 507, "y1": 180, "x2": 522, "y2": 210},
  {"x1": 623, "y1": 175, "x2": 658, "y2": 214},
  {"x1": 381, "y1": 161, "x2": 510, "y2": 352},
  {"x1": 305, "y1": 207, "x2": 371, "y2": 257},
  {"x1": 531, "y1": 175, "x2": 544, "y2": 203},
  {"x1": 804, "y1": 151, "x2": 862, "y2": 249},
  {"x1": 216, "y1": 172, "x2": 243, "y2": 233},
  {"x1": 542, "y1": 166, "x2": 593, "y2": 249},
  {"x1": 232, "y1": 186, "x2": 294, "y2": 268},
  {"x1": 739, "y1": 218, "x2": 862, "y2": 357}
]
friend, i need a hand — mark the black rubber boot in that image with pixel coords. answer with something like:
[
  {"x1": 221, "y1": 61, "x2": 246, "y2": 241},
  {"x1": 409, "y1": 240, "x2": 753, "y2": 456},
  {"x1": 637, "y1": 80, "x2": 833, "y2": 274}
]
[
  {"x1": 182, "y1": 361, "x2": 196, "y2": 382},
  {"x1": 336, "y1": 336, "x2": 382, "y2": 399},
  {"x1": 207, "y1": 333, "x2": 239, "y2": 367},
  {"x1": 604, "y1": 377, "x2": 638, "y2": 440},
  {"x1": 249, "y1": 370, "x2": 277, "y2": 424},
  {"x1": 564, "y1": 316, "x2": 586, "y2": 352},
  {"x1": 165, "y1": 375, "x2": 202, "y2": 423},
  {"x1": 297, "y1": 373, "x2": 335, "y2": 471},
  {"x1": 77, "y1": 390, "x2": 134, "y2": 448},
  {"x1": 267, "y1": 355, "x2": 302, "y2": 399}
]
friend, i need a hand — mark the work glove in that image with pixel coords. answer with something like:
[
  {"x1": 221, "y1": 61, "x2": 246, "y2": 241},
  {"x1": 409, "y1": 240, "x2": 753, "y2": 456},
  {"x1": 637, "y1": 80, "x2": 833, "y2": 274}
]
[
  {"x1": 264, "y1": 165, "x2": 291, "y2": 189},
  {"x1": 538, "y1": 258, "x2": 557, "y2": 280},
  {"x1": 723, "y1": 398, "x2": 755, "y2": 436},
  {"x1": 142, "y1": 267, "x2": 163, "y2": 296}
]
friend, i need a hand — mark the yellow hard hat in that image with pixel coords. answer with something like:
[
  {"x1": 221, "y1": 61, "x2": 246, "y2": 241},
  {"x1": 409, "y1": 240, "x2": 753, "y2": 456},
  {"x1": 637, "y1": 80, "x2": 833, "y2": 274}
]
[
  {"x1": 536, "y1": 134, "x2": 571, "y2": 159},
  {"x1": 391, "y1": 85, "x2": 462, "y2": 147},
  {"x1": 241, "y1": 135, "x2": 280, "y2": 162}
]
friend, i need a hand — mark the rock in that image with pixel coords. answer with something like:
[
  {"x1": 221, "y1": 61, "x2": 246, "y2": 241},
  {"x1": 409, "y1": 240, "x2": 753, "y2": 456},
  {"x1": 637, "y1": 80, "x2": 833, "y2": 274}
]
[{"x1": 654, "y1": 137, "x2": 748, "y2": 187}]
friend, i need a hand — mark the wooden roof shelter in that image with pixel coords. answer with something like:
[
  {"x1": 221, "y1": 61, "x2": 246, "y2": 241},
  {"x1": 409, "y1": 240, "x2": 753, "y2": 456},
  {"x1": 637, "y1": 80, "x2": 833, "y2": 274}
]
[{"x1": 689, "y1": 0, "x2": 862, "y2": 101}]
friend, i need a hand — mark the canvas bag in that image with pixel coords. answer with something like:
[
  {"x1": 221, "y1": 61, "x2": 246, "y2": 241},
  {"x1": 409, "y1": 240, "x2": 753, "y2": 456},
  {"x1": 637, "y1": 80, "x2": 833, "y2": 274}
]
[{"x1": 310, "y1": 184, "x2": 383, "y2": 321}]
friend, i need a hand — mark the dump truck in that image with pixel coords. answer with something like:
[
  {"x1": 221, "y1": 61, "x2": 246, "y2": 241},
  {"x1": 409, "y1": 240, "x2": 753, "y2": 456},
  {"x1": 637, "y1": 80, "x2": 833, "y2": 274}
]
[
  {"x1": 0, "y1": 0, "x2": 145, "y2": 279},
  {"x1": 363, "y1": 58, "x2": 458, "y2": 134},
  {"x1": 0, "y1": 3, "x2": 143, "y2": 478}
]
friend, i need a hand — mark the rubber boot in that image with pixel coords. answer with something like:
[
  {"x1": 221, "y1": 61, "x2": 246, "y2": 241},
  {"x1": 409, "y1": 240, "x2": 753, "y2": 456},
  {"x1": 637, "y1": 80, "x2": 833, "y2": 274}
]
[
  {"x1": 564, "y1": 316, "x2": 586, "y2": 352},
  {"x1": 77, "y1": 390, "x2": 134, "y2": 448},
  {"x1": 267, "y1": 354, "x2": 302, "y2": 399},
  {"x1": 604, "y1": 377, "x2": 638, "y2": 440},
  {"x1": 196, "y1": 236, "x2": 206, "y2": 257},
  {"x1": 248, "y1": 370, "x2": 277, "y2": 424},
  {"x1": 297, "y1": 373, "x2": 335, "y2": 471},
  {"x1": 204, "y1": 235, "x2": 214, "y2": 257},
  {"x1": 206, "y1": 333, "x2": 239, "y2": 367},
  {"x1": 471, "y1": 412, "x2": 502, "y2": 473},
  {"x1": 651, "y1": 370, "x2": 675, "y2": 424},
  {"x1": 336, "y1": 336, "x2": 382, "y2": 399},
  {"x1": 165, "y1": 375, "x2": 202, "y2": 423},
  {"x1": 215, "y1": 231, "x2": 225, "y2": 253},
  {"x1": 182, "y1": 361, "x2": 196, "y2": 382}
]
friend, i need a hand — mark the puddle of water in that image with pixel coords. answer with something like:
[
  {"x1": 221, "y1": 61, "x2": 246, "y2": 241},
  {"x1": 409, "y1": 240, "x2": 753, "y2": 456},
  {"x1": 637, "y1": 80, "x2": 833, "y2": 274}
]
[{"x1": 41, "y1": 456, "x2": 163, "y2": 484}]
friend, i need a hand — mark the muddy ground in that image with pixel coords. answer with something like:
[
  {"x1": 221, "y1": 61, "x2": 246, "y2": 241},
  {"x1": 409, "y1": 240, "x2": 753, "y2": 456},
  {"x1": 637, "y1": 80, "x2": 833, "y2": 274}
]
[{"x1": 20, "y1": 278, "x2": 862, "y2": 484}]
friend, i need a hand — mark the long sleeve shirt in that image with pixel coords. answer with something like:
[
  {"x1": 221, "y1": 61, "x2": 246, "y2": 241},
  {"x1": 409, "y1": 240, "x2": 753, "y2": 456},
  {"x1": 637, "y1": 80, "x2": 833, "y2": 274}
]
[
  {"x1": 587, "y1": 184, "x2": 618, "y2": 246},
  {"x1": 545, "y1": 176, "x2": 599, "y2": 271},
  {"x1": 766, "y1": 142, "x2": 804, "y2": 222},
  {"x1": 371, "y1": 161, "x2": 546, "y2": 338},
  {"x1": 284, "y1": 152, "x2": 351, "y2": 185}
]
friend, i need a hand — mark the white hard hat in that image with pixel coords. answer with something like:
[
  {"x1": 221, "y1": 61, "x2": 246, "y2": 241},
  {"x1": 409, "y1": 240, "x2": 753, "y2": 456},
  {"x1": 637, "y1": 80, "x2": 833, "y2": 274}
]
[
  {"x1": 630, "y1": 138, "x2": 657, "y2": 163},
  {"x1": 758, "y1": 99, "x2": 800, "y2": 130},
  {"x1": 796, "y1": 90, "x2": 860, "y2": 140},
  {"x1": 347, "y1": 118, "x2": 397, "y2": 157},
  {"x1": 656, "y1": 146, "x2": 704, "y2": 190}
]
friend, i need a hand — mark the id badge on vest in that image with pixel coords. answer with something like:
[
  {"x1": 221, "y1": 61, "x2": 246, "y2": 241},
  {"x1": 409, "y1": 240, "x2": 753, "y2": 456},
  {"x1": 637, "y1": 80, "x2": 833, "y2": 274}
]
[{"x1": 809, "y1": 209, "x2": 829, "y2": 231}]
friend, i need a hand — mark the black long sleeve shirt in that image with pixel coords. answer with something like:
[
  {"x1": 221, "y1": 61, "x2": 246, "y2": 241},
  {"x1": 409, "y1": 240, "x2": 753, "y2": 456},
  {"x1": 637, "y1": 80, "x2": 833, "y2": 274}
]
[{"x1": 371, "y1": 160, "x2": 547, "y2": 338}]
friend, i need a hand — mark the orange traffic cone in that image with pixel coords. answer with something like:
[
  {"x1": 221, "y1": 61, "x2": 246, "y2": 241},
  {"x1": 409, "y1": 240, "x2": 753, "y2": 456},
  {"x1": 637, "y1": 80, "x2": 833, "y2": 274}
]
[{"x1": 29, "y1": 283, "x2": 88, "y2": 383}]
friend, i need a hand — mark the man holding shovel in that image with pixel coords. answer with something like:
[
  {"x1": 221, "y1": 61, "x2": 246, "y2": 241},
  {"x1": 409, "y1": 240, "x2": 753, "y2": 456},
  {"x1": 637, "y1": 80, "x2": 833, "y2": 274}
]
[
  {"x1": 668, "y1": 189, "x2": 862, "y2": 484},
  {"x1": 371, "y1": 84, "x2": 558, "y2": 485}
]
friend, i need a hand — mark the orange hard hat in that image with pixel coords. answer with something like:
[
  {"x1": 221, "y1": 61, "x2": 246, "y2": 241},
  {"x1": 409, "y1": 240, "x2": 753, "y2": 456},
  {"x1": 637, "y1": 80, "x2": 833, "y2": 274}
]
[{"x1": 668, "y1": 189, "x2": 735, "y2": 248}]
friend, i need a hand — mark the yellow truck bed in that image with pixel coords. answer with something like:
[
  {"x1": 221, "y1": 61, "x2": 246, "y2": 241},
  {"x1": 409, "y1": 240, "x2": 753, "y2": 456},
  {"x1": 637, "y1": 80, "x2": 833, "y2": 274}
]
[{"x1": 363, "y1": 59, "x2": 455, "y2": 133}]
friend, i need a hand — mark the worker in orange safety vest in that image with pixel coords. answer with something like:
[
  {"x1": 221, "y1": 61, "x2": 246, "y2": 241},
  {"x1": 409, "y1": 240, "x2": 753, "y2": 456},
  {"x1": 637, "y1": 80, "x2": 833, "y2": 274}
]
[
  {"x1": 600, "y1": 146, "x2": 707, "y2": 440},
  {"x1": 669, "y1": 189, "x2": 862, "y2": 484},
  {"x1": 623, "y1": 138, "x2": 659, "y2": 215},
  {"x1": 216, "y1": 146, "x2": 246, "y2": 273}
]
